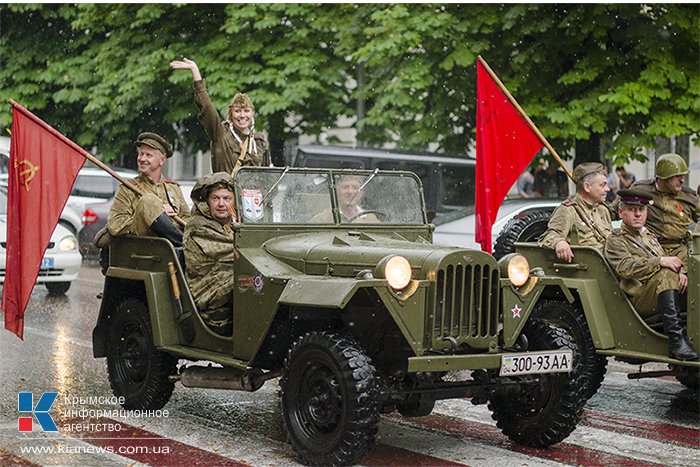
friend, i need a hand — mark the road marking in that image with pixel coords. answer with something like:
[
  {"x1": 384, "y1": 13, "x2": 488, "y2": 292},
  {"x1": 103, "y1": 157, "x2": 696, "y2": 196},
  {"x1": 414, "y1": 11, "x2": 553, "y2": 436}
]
[
  {"x1": 57, "y1": 417, "x2": 248, "y2": 467},
  {"x1": 387, "y1": 412, "x2": 663, "y2": 467},
  {"x1": 0, "y1": 447, "x2": 38, "y2": 466},
  {"x1": 584, "y1": 410, "x2": 700, "y2": 448}
]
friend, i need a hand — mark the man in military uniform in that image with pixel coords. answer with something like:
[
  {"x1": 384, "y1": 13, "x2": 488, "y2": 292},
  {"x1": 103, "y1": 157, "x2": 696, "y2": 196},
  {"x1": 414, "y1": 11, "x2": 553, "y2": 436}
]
[
  {"x1": 538, "y1": 162, "x2": 612, "y2": 262},
  {"x1": 604, "y1": 189, "x2": 698, "y2": 361},
  {"x1": 312, "y1": 174, "x2": 380, "y2": 223},
  {"x1": 107, "y1": 132, "x2": 190, "y2": 246},
  {"x1": 170, "y1": 58, "x2": 271, "y2": 174},
  {"x1": 631, "y1": 153, "x2": 699, "y2": 271},
  {"x1": 183, "y1": 173, "x2": 237, "y2": 336}
]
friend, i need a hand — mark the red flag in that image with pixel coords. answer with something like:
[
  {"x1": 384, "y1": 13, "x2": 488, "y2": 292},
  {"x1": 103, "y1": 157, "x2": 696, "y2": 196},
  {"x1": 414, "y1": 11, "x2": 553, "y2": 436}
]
[
  {"x1": 1, "y1": 102, "x2": 85, "y2": 338},
  {"x1": 475, "y1": 60, "x2": 543, "y2": 254}
]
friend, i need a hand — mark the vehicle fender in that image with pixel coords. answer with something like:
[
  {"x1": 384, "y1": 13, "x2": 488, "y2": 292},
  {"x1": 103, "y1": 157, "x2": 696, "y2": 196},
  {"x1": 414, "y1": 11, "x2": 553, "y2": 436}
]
[
  {"x1": 92, "y1": 267, "x2": 180, "y2": 357},
  {"x1": 500, "y1": 278, "x2": 575, "y2": 348},
  {"x1": 278, "y1": 277, "x2": 431, "y2": 355},
  {"x1": 278, "y1": 277, "x2": 386, "y2": 308}
]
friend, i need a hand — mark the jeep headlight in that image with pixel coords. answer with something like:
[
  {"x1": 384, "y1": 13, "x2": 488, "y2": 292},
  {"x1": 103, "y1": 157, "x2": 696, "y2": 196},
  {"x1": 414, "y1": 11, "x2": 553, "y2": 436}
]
[
  {"x1": 58, "y1": 235, "x2": 77, "y2": 252},
  {"x1": 376, "y1": 255, "x2": 412, "y2": 290},
  {"x1": 500, "y1": 253, "x2": 530, "y2": 287}
]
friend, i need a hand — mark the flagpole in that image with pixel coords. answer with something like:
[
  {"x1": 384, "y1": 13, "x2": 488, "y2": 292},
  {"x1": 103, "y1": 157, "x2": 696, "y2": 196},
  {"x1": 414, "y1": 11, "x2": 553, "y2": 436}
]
[
  {"x1": 9, "y1": 99, "x2": 186, "y2": 227},
  {"x1": 476, "y1": 56, "x2": 573, "y2": 181}
]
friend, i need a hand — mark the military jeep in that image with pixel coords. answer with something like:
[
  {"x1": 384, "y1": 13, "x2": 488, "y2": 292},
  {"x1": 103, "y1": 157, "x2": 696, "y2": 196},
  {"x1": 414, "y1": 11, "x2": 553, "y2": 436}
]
[
  {"x1": 513, "y1": 236, "x2": 699, "y2": 399},
  {"x1": 93, "y1": 167, "x2": 588, "y2": 466}
]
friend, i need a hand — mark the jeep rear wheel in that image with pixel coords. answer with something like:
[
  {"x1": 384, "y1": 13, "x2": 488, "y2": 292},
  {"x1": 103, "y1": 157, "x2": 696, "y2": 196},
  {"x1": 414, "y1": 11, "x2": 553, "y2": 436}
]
[
  {"x1": 534, "y1": 299, "x2": 607, "y2": 400},
  {"x1": 281, "y1": 332, "x2": 380, "y2": 466},
  {"x1": 488, "y1": 319, "x2": 586, "y2": 447},
  {"x1": 493, "y1": 210, "x2": 552, "y2": 260},
  {"x1": 106, "y1": 298, "x2": 177, "y2": 410}
]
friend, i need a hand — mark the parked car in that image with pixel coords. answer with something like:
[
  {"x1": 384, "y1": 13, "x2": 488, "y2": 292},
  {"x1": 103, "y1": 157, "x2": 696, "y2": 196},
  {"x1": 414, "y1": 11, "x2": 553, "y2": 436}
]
[
  {"x1": 93, "y1": 167, "x2": 587, "y2": 466},
  {"x1": 80, "y1": 179, "x2": 195, "y2": 257},
  {"x1": 433, "y1": 198, "x2": 561, "y2": 254},
  {"x1": 0, "y1": 184, "x2": 81, "y2": 294},
  {"x1": 0, "y1": 136, "x2": 9, "y2": 174}
]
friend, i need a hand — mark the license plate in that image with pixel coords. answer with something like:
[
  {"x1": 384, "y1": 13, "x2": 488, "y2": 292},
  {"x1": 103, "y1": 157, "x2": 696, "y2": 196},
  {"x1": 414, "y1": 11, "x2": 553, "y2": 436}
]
[
  {"x1": 500, "y1": 350, "x2": 573, "y2": 376},
  {"x1": 41, "y1": 257, "x2": 54, "y2": 269}
]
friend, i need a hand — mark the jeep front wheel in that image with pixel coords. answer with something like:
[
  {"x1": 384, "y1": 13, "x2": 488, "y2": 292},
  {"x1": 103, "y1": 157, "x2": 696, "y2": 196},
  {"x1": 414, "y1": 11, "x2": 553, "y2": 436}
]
[
  {"x1": 281, "y1": 332, "x2": 380, "y2": 466},
  {"x1": 488, "y1": 319, "x2": 586, "y2": 447},
  {"x1": 534, "y1": 299, "x2": 607, "y2": 400},
  {"x1": 106, "y1": 298, "x2": 177, "y2": 410}
]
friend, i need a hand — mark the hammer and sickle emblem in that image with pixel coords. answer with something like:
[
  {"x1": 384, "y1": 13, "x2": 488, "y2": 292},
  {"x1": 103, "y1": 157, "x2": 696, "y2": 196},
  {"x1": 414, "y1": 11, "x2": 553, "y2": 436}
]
[
  {"x1": 14, "y1": 159, "x2": 40, "y2": 192},
  {"x1": 479, "y1": 99, "x2": 493, "y2": 125}
]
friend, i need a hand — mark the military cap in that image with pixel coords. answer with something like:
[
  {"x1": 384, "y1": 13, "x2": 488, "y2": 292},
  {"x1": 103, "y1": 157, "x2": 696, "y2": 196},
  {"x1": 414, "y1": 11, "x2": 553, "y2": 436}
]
[
  {"x1": 618, "y1": 189, "x2": 653, "y2": 206},
  {"x1": 135, "y1": 132, "x2": 173, "y2": 158},
  {"x1": 228, "y1": 92, "x2": 255, "y2": 110},
  {"x1": 572, "y1": 162, "x2": 606, "y2": 183}
]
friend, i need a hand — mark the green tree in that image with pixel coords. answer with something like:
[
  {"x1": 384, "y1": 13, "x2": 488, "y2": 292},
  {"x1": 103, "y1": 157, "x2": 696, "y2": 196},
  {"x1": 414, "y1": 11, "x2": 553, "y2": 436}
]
[
  {"x1": 1, "y1": 4, "x2": 697, "y2": 167},
  {"x1": 344, "y1": 4, "x2": 699, "y2": 164}
]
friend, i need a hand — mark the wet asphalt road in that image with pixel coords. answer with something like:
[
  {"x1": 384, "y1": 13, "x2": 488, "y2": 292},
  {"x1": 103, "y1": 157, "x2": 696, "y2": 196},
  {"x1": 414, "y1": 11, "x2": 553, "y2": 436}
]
[{"x1": 0, "y1": 261, "x2": 698, "y2": 466}]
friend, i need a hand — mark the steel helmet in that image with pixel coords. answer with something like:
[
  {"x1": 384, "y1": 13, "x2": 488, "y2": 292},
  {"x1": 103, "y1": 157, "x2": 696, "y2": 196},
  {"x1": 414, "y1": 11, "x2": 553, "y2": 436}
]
[{"x1": 655, "y1": 153, "x2": 688, "y2": 179}]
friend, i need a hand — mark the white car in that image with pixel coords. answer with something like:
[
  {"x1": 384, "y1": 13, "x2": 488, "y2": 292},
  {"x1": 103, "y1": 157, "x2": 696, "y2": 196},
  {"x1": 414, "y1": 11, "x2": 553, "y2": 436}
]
[
  {"x1": 0, "y1": 184, "x2": 82, "y2": 294},
  {"x1": 67, "y1": 166, "x2": 138, "y2": 219},
  {"x1": 433, "y1": 198, "x2": 561, "y2": 252}
]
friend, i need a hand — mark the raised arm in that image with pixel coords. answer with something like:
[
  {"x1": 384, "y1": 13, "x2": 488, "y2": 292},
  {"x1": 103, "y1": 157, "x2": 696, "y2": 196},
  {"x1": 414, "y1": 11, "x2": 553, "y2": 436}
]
[
  {"x1": 170, "y1": 57, "x2": 222, "y2": 142},
  {"x1": 170, "y1": 57, "x2": 202, "y2": 81}
]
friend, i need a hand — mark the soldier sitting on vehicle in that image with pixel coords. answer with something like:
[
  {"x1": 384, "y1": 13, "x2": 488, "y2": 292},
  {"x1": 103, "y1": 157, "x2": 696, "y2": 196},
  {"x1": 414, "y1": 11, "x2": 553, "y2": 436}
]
[
  {"x1": 604, "y1": 189, "x2": 698, "y2": 361},
  {"x1": 630, "y1": 153, "x2": 699, "y2": 271},
  {"x1": 107, "y1": 132, "x2": 190, "y2": 246},
  {"x1": 183, "y1": 173, "x2": 237, "y2": 337},
  {"x1": 538, "y1": 162, "x2": 612, "y2": 262}
]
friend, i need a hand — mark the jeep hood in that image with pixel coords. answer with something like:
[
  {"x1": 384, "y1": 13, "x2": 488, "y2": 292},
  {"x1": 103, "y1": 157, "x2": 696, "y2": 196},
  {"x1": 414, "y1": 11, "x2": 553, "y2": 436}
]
[{"x1": 263, "y1": 231, "x2": 495, "y2": 278}]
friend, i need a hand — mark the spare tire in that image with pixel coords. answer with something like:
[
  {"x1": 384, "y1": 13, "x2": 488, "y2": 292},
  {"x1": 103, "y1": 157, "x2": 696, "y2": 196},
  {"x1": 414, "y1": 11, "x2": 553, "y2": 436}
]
[{"x1": 493, "y1": 210, "x2": 552, "y2": 259}]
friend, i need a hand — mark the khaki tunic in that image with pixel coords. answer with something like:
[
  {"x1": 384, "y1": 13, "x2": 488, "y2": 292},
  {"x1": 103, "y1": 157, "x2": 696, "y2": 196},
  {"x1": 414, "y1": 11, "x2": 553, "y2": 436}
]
[
  {"x1": 193, "y1": 80, "x2": 270, "y2": 174},
  {"x1": 107, "y1": 174, "x2": 190, "y2": 237},
  {"x1": 604, "y1": 224, "x2": 679, "y2": 317},
  {"x1": 183, "y1": 183, "x2": 236, "y2": 334},
  {"x1": 633, "y1": 180, "x2": 699, "y2": 271},
  {"x1": 538, "y1": 193, "x2": 612, "y2": 250}
]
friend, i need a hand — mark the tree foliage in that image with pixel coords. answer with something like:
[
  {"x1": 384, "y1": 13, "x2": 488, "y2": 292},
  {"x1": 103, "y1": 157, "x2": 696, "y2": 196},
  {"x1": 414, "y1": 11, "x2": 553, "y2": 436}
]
[{"x1": 0, "y1": 4, "x2": 697, "y2": 166}]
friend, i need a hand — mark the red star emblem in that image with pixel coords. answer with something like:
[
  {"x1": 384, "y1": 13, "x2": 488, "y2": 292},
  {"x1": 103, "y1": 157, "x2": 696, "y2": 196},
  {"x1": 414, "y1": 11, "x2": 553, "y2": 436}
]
[{"x1": 511, "y1": 304, "x2": 522, "y2": 318}]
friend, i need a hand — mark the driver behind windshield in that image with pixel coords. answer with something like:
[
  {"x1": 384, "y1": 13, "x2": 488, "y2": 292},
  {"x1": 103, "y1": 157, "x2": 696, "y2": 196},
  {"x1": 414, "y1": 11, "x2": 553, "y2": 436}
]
[{"x1": 313, "y1": 174, "x2": 380, "y2": 223}]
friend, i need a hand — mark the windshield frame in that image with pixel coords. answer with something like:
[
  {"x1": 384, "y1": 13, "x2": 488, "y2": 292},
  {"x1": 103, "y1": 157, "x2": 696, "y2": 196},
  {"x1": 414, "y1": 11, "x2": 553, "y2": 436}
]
[{"x1": 234, "y1": 167, "x2": 428, "y2": 226}]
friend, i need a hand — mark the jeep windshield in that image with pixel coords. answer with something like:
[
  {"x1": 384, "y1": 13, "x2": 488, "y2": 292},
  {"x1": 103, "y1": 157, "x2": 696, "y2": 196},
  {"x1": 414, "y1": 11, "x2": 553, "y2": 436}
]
[{"x1": 235, "y1": 168, "x2": 426, "y2": 225}]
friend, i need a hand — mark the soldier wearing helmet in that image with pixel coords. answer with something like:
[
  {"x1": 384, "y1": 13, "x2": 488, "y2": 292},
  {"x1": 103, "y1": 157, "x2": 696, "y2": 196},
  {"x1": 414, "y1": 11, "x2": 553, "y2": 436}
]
[
  {"x1": 631, "y1": 153, "x2": 699, "y2": 272},
  {"x1": 183, "y1": 172, "x2": 237, "y2": 337},
  {"x1": 170, "y1": 58, "x2": 271, "y2": 174}
]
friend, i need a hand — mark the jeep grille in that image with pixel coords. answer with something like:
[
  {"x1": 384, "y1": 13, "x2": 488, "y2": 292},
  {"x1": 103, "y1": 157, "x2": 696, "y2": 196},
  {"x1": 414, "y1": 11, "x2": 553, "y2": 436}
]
[{"x1": 433, "y1": 263, "x2": 499, "y2": 343}]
